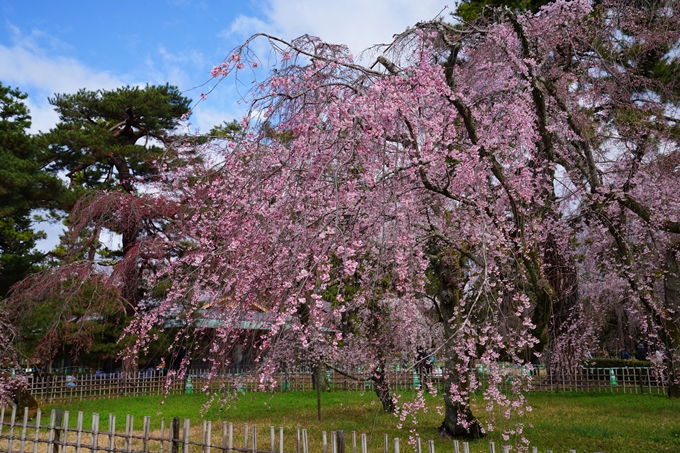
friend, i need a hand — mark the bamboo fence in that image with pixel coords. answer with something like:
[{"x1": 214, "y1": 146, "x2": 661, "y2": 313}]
[
  {"x1": 0, "y1": 406, "x2": 597, "y2": 453},
  {"x1": 23, "y1": 366, "x2": 666, "y2": 406}
]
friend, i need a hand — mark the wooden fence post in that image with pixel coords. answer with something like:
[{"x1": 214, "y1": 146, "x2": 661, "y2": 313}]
[
  {"x1": 62, "y1": 411, "x2": 70, "y2": 453},
  {"x1": 53, "y1": 409, "x2": 63, "y2": 453},
  {"x1": 297, "y1": 428, "x2": 302, "y2": 453},
  {"x1": 221, "y1": 422, "x2": 227, "y2": 453},
  {"x1": 206, "y1": 420, "x2": 212, "y2": 453},
  {"x1": 202, "y1": 421, "x2": 207, "y2": 453},
  {"x1": 125, "y1": 414, "x2": 134, "y2": 453},
  {"x1": 229, "y1": 423, "x2": 234, "y2": 453},
  {"x1": 32, "y1": 409, "x2": 42, "y2": 453},
  {"x1": 46, "y1": 410, "x2": 56, "y2": 453},
  {"x1": 19, "y1": 407, "x2": 29, "y2": 453},
  {"x1": 160, "y1": 418, "x2": 166, "y2": 453},
  {"x1": 143, "y1": 416, "x2": 151, "y2": 453},
  {"x1": 183, "y1": 419, "x2": 190, "y2": 453},
  {"x1": 76, "y1": 411, "x2": 83, "y2": 453},
  {"x1": 244, "y1": 423, "x2": 249, "y2": 450},
  {"x1": 108, "y1": 414, "x2": 117, "y2": 453},
  {"x1": 6, "y1": 405, "x2": 16, "y2": 453},
  {"x1": 171, "y1": 417, "x2": 180, "y2": 453},
  {"x1": 91, "y1": 413, "x2": 99, "y2": 453},
  {"x1": 270, "y1": 426, "x2": 275, "y2": 453},
  {"x1": 338, "y1": 430, "x2": 345, "y2": 453},
  {"x1": 252, "y1": 425, "x2": 257, "y2": 453}
]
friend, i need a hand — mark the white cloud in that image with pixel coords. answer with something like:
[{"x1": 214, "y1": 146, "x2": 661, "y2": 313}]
[
  {"x1": 0, "y1": 42, "x2": 125, "y2": 132},
  {"x1": 224, "y1": 15, "x2": 271, "y2": 38},
  {"x1": 24, "y1": 98, "x2": 59, "y2": 134},
  {"x1": 158, "y1": 45, "x2": 206, "y2": 68},
  {"x1": 190, "y1": 104, "x2": 244, "y2": 135},
  {"x1": 0, "y1": 45, "x2": 122, "y2": 97},
  {"x1": 223, "y1": 0, "x2": 448, "y2": 59},
  {"x1": 152, "y1": 46, "x2": 213, "y2": 96}
]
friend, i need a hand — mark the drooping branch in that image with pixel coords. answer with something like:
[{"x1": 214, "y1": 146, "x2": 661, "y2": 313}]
[{"x1": 619, "y1": 194, "x2": 680, "y2": 234}]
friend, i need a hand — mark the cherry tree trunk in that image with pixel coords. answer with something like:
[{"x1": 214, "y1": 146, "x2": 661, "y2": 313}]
[
  {"x1": 438, "y1": 354, "x2": 484, "y2": 439},
  {"x1": 438, "y1": 329, "x2": 484, "y2": 438},
  {"x1": 435, "y1": 252, "x2": 484, "y2": 440},
  {"x1": 373, "y1": 360, "x2": 394, "y2": 413}
]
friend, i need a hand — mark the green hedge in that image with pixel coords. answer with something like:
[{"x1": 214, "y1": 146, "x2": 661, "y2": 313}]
[{"x1": 582, "y1": 358, "x2": 652, "y2": 368}]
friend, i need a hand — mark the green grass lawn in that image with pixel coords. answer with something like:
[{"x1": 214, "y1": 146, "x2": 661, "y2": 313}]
[{"x1": 37, "y1": 391, "x2": 680, "y2": 453}]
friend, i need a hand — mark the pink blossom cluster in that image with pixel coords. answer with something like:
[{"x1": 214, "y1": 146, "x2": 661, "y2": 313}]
[
  {"x1": 109, "y1": 0, "x2": 680, "y2": 445},
  {"x1": 211, "y1": 62, "x2": 230, "y2": 78}
]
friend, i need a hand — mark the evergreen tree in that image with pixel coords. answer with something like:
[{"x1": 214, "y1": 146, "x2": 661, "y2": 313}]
[
  {"x1": 0, "y1": 82, "x2": 63, "y2": 297},
  {"x1": 43, "y1": 84, "x2": 192, "y2": 304},
  {"x1": 45, "y1": 84, "x2": 191, "y2": 194},
  {"x1": 6, "y1": 84, "x2": 192, "y2": 370},
  {"x1": 455, "y1": 0, "x2": 551, "y2": 22}
]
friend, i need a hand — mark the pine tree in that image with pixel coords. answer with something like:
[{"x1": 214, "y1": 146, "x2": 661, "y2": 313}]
[
  {"x1": 5, "y1": 84, "x2": 192, "y2": 371},
  {"x1": 0, "y1": 82, "x2": 63, "y2": 297},
  {"x1": 45, "y1": 84, "x2": 191, "y2": 194}
]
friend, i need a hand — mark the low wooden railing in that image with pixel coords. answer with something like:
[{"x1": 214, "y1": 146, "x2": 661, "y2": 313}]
[
  {"x1": 22, "y1": 366, "x2": 667, "y2": 405},
  {"x1": 0, "y1": 406, "x2": 596, "y2": 453}
]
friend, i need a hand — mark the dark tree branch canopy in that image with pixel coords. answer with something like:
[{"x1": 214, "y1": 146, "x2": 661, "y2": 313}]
[{"x1": 45, "y1": 84, "x2": 191, "y2": 194}]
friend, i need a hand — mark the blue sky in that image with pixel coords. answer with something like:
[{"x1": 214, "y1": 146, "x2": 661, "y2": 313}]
[
  {"x1": 0, "y1": 0, "x2": 448, "y2": 250},
  {"x1": 1, "y1": 0, "x2": 448, "y2": 134}
]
